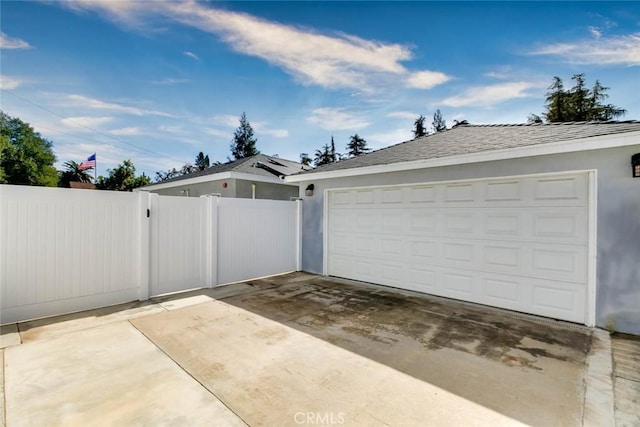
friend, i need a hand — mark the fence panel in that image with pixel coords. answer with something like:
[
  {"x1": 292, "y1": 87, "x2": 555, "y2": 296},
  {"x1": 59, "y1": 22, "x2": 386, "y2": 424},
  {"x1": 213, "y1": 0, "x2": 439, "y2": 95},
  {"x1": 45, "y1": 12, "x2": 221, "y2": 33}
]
[
  {"x1": 216, "y1": 198, "x2": 299, "y2": 285},
  {"x1": 0, "y1": 185, "x2": 148, "y2": 324},
  {"x1": 149, "y1": 195, "x2": 208, "y2": 296}
]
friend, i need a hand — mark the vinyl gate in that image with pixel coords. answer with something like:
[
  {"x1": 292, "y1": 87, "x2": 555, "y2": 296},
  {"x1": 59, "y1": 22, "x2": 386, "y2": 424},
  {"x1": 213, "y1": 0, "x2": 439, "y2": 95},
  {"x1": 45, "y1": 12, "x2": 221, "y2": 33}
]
[
  {"x1": 0, "y1": 185, "x2": 301, "y2": 324},
  {"x1": 148, "y1": 194, "x2": 301, "y2": 297}
]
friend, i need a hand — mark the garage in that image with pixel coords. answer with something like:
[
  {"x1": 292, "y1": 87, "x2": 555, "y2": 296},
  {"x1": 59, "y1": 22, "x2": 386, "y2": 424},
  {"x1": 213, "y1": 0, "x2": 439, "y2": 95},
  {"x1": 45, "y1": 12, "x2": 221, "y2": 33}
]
[{"x1": 326, "y1": 172, "x2": 593, "y2": 323}]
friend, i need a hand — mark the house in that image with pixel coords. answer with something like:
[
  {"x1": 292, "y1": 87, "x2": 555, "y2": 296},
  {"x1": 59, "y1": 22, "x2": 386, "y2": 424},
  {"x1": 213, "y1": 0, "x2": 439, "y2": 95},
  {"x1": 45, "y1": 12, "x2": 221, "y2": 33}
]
[
  {"x1": 139, "y1": 154, "x2": 310, "y2": 200},
  {"x1": 287, "y1": 121, "x2": 640, "y2": 335}
]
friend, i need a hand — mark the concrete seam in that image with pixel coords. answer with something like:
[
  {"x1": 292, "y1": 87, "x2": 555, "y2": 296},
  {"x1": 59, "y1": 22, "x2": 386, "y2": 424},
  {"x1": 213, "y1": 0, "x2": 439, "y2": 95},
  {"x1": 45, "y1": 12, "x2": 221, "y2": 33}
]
[
  {"x1": 582, "y1": 328, "x2": 615, "y2": 427},
  {"x1": 127, "y1": 320, "x2": 250, "y2": 427}
]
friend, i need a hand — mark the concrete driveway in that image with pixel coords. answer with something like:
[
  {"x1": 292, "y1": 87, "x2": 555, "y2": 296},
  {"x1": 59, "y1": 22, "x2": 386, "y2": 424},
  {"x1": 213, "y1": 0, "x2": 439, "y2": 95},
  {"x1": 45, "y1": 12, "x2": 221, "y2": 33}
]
[{"x1": 0, "y1": 273, "x2": 614, "y2": 426}]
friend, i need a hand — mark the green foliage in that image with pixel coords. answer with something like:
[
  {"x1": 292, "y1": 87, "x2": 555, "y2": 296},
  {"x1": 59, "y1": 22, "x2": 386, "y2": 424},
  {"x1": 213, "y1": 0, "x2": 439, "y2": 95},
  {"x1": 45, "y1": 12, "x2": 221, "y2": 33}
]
[
  {"x1": 313, "y1": 136, "x2": 340, "y2": 166},
  {"x1": 413, "y1": 115, "x2": 427, "y2": 138},
  {"x1": 432, "y1": 109, "x2": 446, "y2": 132},
  {"x1": 58, "y1": 160, "x2": 93, "y2": 187},
  {"x1": 299, "y1": 152, "x2": 312, "y2": 166},
  {"x1": 541, "y1": 74, "x2": 626, "y2": 122},
  {"x1": 195, "y1": 151, "x2": 210, "y2": 170},
  {"x1": 346, "y1": 134, "x2": 370, "y2": 157},
  {"x1": 314, "y1": 144, "x2": 333, "y2": 166},
  {"x1": 0, "y1": 111, "x2": 58, "y2": 186},
  {"x1": 96, "y1": 159, "x2": 151, "y2": 191},
  {"x1": 230, "y1": 112, "x2": 259, "y2": 160}
]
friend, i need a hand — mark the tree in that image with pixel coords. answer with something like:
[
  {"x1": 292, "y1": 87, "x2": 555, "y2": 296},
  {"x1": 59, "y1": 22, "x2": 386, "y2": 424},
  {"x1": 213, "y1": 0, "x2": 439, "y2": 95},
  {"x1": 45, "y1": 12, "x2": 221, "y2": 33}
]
[
  {"x1": 58, "y1": 160, "x2": 93, "y2": 187},
  {"x1": 230, "y1": 112, "x2": 259, "y2": 160},
  {"x1": 195, "y1": 152, "x2": 210, "y2": 170},
  {"x1": 330, "y1": 136, "x2": 338, "y2": 162},
  {"x1": 432, "y1": 109, "x2": 446, "y2": 133},
  {"x1": 154, "y1": 168, "x2": 179, "y2": 182},
  {"x1": 0, "y1": 111, "x2": 58, "y2": 186},
  {"x1": 527, "y1": 114, "x2": 543, "y2": 124},
  {"x1": 314, "y1": 144, "x2": 333, "y2": 166},
  {"x1": 96, "y1": 159, "x2": 151, "y2": 191},
  {"x1": 541, "y1": 74, "x2": 626, "y2": 122},
  {"x1": 413, "y1": 115, "x2": 427, "y2": 138},
  {"x1": 346, "y1": 134, "x2": 370, "y2": 157},
  {"x1": 299, "y1": 153, "x2": 312, "y2": 166}
]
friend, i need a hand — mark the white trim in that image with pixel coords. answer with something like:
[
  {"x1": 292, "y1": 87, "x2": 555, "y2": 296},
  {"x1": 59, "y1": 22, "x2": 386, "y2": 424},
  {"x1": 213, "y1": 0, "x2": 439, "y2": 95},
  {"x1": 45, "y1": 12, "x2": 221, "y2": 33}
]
[
  {"x1": 139, "y1": 171, "x2": 297, "y2": 191},
  {"x1": 323, "y1": 169, "x2": 597, "y2": 326},
  {"x1": 287, "y1": 130, "x2": 640, "y2": 182},
  {"x1": 323, "y1": 188, "x2": 330, "y2": 276},
  {"x1": 325, "y1": 168, "x2": 595, "y2": 192},
  {"x1": 586, "y1": 170, "x2": 598, "y2": 327}
]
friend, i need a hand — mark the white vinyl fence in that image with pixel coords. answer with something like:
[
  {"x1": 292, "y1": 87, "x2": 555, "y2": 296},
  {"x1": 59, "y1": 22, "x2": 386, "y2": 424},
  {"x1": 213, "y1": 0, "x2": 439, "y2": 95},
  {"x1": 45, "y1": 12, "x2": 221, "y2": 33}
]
[{"x1": 0, "y1": 185, "x2": 301, "y2": 324}]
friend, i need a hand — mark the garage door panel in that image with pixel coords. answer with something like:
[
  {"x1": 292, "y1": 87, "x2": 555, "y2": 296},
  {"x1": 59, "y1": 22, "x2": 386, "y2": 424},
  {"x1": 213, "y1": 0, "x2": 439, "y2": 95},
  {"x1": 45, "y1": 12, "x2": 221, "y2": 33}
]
[
  {"x1": 410, "y1": 186, "x2": 436, "y2": 203},
  {"x1": 484, "y1": 180, "x2": 522, "y2": 202},
  {"x1": 443, "y1": 183, "x2": 476, "y2": 202},
  {"x1": 327, "y1": 173, "x2": 589, "y2": 324},
  {"x1": 533, "y1": 210, "x2": 587, "y2": 242},
  {"x1": 407, "y1": 268, "x2": 437, "y2": 292},
  {"x1": 442, "y1": 272, "x2": 476, "y2": 297},
  {"x1": 534, "y1": 176, "x2": 586, "y2": 201}
]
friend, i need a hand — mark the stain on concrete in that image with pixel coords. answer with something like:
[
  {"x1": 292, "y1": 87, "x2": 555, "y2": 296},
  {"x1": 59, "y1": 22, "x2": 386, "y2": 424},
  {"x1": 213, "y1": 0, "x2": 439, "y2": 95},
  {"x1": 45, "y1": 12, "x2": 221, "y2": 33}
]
[{"x1": 227, "y1": 275, "x2": 591, "y2": 371}]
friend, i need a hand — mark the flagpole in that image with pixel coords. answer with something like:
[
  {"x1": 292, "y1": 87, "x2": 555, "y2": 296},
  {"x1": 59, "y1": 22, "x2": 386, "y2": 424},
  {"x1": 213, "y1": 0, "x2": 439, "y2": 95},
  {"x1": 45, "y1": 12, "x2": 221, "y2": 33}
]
[{"x1": 94, "y1": 154, "x2": 97, "y2": 183}]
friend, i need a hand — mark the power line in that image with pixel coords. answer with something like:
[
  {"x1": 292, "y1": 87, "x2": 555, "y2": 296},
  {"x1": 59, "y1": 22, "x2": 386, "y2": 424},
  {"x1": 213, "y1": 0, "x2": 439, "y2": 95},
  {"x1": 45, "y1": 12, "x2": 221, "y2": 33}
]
[{"x1": 1, "y1": 88, "x2": 191, "y2": 165}]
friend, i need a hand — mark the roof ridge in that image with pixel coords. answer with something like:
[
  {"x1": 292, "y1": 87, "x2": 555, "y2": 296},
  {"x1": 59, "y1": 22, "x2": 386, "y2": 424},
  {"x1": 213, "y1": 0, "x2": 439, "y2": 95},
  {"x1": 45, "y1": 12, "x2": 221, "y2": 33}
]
[{"x1": 461, "y1": 120, "x2": 640, "y2": 128}]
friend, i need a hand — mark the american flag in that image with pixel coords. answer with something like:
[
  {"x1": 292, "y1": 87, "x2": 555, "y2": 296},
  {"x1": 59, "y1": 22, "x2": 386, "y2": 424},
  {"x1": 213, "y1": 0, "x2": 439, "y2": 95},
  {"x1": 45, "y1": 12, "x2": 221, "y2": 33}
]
[{"x1": 78, "y1": 153, "x2": 96, "y2": 171}]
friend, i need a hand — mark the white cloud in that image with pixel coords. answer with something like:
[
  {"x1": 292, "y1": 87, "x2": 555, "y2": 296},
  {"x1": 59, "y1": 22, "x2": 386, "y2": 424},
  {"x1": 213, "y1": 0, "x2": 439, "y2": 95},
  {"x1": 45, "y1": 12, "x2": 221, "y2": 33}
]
[
  {"x1": 307, "y1": 107, "x2": 370, "y2": 131},
  {"x1": 205, "y1": 127, "x2": 231, "y2": 139},
  {"x1": 366, "y1": 128, "x2": 413, "y2": 149},
  {"x1": 63, "y1": 94, "x2": 174, "y2": 117},
  {"x1": 588, "y1": 26, "x2": 602, "y2": 39},
  {"x1": 158, "y1": 125, "x2": 184, "y2": 134},
  {"x1": 530, "y1": 33, "x2": 640, "y2": 66},
  {"x1": 406, "y1": 71, "x2": 451, "y2": 89},
  {"x1": 441, "y1": 82, "x2": 539, "y2": 108},
  {"x1": 0, "y1": 32, "x2": 31, "y2": 49},
  {"x1": 60, "y1": 116, "x2": 114, "y2": 130},
  {"x1": 0, "y1": 75, "x2": 20, "y2": 89},
  {"x1": 110, "y1": 126, "x2": 142, "y2": 136},
  {"x1": 62, "y1": 0, "x2": 449, "y2": 92},
  {"x1": 212, "y1": 114, "x2": 241, "y2": 128},
  {"x1": 152, "y1": 77, "x2": 190, "y2": 85},
  {"x1": 254, "y1": 126, "x2": 288, "y2": 138},
  {"x1": 183, "y1": 51, "x2": 200, "y2": 61},
  {"x1": 386, "y1": 111, "x2": 418, "y2": 120}
]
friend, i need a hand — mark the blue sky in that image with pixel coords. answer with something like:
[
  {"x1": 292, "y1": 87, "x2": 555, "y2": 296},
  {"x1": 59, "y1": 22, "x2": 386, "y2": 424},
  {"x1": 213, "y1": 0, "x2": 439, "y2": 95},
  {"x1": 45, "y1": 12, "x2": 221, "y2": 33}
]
[{"x1": 1, "y1": 1, "x2": 639, "y2": 178}]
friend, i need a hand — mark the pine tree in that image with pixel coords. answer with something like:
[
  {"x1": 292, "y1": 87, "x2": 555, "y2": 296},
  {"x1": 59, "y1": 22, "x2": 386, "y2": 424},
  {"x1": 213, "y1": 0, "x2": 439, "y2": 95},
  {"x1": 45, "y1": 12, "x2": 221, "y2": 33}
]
[
  {"x1": 413, "y1": 115, "x2": 427, "y2": 138},
  {"x1": 195, "y1": 152, "x2": 210, "y2": 170},
  {"x1": 346, "y1": 134, "x2": 370, "y2": 157},
  {"x1": 541, "y1": 74, "x2": 626, "y2": 122},
  {"x1": 230, "y1": 112, "x2": 259, "y2": 160},
  {"x1": 432, "y1": 109, "x2": 446, "y2": 133}
]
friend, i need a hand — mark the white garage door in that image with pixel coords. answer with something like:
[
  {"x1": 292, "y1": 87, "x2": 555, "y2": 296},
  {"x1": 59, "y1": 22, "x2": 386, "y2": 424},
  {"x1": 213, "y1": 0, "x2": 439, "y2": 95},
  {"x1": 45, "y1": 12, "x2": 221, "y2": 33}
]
[{"x1": 327, "y1": 172, "x2": 591, "y2": 324}]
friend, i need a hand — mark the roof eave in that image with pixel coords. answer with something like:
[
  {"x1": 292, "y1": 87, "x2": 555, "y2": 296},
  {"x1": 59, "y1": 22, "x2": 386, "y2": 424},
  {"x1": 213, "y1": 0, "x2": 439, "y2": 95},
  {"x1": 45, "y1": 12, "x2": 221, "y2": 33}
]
[
  {"x1": 139, "y1": 170, "x2": 298, "y2": 191},
  {"x1": 285, "y1": 130, "x2": 640, "y2": 183}
]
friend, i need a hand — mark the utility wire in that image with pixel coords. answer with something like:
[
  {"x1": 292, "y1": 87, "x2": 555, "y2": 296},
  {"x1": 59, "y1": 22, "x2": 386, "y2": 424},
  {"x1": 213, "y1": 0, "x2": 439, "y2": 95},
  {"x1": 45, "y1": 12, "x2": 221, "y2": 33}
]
[{"x1": 1, "y1": 88, "x2": 191, "y2": 166}]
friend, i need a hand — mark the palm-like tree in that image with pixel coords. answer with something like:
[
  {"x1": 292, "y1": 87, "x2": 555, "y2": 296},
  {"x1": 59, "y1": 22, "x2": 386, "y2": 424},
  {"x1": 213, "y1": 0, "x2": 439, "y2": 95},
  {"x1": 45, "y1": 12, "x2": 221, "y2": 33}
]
[{"x1": 59, "y1": 160, "x2": 93, "y2": 187}]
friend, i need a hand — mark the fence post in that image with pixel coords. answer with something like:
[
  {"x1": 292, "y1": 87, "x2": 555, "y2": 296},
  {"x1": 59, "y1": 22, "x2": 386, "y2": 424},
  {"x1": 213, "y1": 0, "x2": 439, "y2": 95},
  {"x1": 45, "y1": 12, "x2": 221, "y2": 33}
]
[
  {"x1": 208, "y1": 195, "x2": 220, "y2": 288},
  {"x1": 296, "y1": 199, "x2": 303, "y2": 272},
  {"x1": 138, "y1": 191, "x2": 151, "y2": 301}
]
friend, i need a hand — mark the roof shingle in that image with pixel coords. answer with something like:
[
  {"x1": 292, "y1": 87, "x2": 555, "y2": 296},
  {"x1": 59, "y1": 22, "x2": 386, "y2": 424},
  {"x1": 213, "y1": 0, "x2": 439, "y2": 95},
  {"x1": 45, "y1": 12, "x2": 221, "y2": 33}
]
[{"x1": 300, "y1": 121, "x2": 640, "y2": 175}]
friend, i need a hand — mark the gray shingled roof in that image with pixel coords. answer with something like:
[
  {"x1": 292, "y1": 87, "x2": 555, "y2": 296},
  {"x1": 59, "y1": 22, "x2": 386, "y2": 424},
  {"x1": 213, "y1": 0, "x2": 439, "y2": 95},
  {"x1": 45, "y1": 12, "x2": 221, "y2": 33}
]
[
  {"x1": 149, "y1": 154, "x2": 310, "y2": 186},
  {"x1": 299, "y1": 121, "x2": 640, "y2": 175}
]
